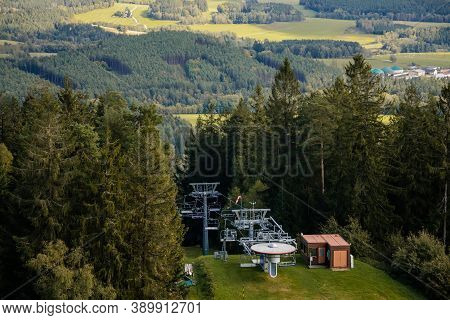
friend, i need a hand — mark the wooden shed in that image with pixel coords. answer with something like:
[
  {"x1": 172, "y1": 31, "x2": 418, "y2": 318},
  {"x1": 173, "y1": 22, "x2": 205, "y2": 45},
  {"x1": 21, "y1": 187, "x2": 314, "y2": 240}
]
[{"x1": 299, "y1": 234, "x2": 351, "y2": 270}]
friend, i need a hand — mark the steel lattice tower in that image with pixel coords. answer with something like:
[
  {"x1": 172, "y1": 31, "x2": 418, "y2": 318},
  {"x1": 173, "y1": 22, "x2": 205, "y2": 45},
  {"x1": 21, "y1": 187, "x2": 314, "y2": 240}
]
[{"x1": 181, "y1": 183, "x2": 221, "y2": 255}]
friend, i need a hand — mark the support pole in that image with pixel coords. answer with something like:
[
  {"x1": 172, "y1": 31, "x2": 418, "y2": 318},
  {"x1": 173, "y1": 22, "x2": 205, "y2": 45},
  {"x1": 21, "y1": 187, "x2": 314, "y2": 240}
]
[{"x1": 202, "y1": 192, "x2": 209, "y2": 255}]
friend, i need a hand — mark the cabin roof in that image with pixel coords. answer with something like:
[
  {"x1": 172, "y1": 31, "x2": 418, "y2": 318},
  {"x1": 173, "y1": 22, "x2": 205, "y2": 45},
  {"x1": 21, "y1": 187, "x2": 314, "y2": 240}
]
[{"x1": 301, "y1": 234, "x2": 350, "y2": 247}]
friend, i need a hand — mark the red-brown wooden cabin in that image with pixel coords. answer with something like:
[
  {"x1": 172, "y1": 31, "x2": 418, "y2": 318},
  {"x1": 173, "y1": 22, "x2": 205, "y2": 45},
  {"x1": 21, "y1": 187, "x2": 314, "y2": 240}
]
[{"x1": 299, "y1": 234, "x2": 351, "y2": 270}]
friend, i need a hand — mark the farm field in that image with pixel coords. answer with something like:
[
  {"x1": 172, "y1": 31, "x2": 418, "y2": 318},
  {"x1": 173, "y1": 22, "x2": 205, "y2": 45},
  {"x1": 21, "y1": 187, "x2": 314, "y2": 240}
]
[
  {"x1": 185, "y1": 249, "x2": 424, "y2": 300},
  {"x1": 73, "y1": 3, "x2": 175, "y2": 28},
  {"x1": 175, "y1": 114, "x2": 222, "y2": 126},
  {"x1": 321, "y1": 52, "x2": 450, "y2": 70},
  {"x1": 189, "y1": 19, "x2": 376, "y2": 44},
  {"x1": 0, "y1": 40, "x2": 22, "y2": 45},
  {"x1": 72, "y1": 2, "x2": 377, "y2": 46}
]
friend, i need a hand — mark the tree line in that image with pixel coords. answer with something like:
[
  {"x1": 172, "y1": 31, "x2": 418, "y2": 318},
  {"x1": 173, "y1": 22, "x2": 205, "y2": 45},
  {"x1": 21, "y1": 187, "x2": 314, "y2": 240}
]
[
  {"x1": 0, "y1": 0, "x2": 114, "y2": 39},
  {"x1": 380, "y1": 26, "x2": 450, "y2": 53},
  {"x1": 1, "y1": 31, "x2": 343, "y2": 107},
  {"x1": 253, "y1": 39, "x2": 363, "y2": 59},
  {"x1": 0, "y1": 82, "x2": 185, "y2": 299},
  {"x1": 148, "y1": 0, "x2": 208, "y2": 21},
  {"x1": 355, "y1": 19, "x2": 449, "y2": 53},
  {"x1": 211, "y1": 1, "x2": 304, "y2": 24},
  {"x1": 183, "y1": 56, "x2": 450, "y2": 298},
  {"x1": 303, "y1": 0, "x2": 450, "y2": 23}
]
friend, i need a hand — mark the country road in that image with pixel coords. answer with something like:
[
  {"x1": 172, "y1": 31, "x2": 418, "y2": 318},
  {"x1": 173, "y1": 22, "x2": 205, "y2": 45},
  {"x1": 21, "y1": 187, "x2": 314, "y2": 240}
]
[{"x1": 130, "y1": 6, "x2": 148, "y2": 30}]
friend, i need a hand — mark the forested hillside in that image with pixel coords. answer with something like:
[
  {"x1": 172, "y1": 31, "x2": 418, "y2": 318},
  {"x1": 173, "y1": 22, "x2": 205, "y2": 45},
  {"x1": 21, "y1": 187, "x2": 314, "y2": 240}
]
[
  {"x1": 253, "y1": 39, "x2": 363, "y2": 58},
  {"x1": 183, "y1": 56, "x2": 450, "y2": 298},
  {"x1": 0, "y1": 0, "x2": 114, "y2": 38},
  {"x1": 1, "y1": 30, "x2": 342, "y2": 106},
  {"x1": 303, "y1": 0, "x2": 450, "y2": 22},
  {"x1": 379, "y1": 26, "x2": 450, "y2": 53},
  {"x1": 0, "y1": 84, "x2": 184, "y2": 299},
  {"x1": 148, "y1": 0, "x2": 208, "y2": 21},
  {"x1": 212, "y1": 1, "x2": 304, "y2": 24}
]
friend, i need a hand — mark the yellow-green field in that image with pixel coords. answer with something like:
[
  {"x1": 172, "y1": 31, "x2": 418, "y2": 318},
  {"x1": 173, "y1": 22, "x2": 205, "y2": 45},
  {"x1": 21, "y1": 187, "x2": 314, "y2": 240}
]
[
  {"x1": 175, "y1": 114, "x2": 222, "y2": 126},
  {"x1": 0, "y1": 40, "x2": 22, "y2": 46},
  {"x1": 190, "y1": 19, "x2": 377, "y2": 44},
  {"x1": 73, "y1": 3, "x2": 174, "y2": 28},
  {"x1": 394, "y1": 20, "x2": 450, "y2": 28},
  {"x1": 72, "y1": 2, "x2": 377, "y2": 46},
  {"x1": 321, "y1": 52, "x2": 450, "y2": 69}
]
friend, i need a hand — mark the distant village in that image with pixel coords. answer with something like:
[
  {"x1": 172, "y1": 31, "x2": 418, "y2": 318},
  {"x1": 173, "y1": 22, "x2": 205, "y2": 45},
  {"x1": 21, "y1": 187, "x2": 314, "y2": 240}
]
[{"x1": 371, "y1": 65, "x2": 450, "y2": 80}]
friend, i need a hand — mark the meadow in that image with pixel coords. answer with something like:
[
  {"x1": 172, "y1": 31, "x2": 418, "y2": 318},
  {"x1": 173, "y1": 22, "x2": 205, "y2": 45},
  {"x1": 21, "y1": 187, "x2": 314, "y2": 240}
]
[
  {"x1": 175, "y1": 114, "x2": 222, "y2": 126},
  {"x1": 185, "y1": 249, "x2": 424, "y2": 300},
  {"x1": 321, "y1": 52, "x2": 450, "y2": 69},
  {"x1": 72, "y1": 2, "x2": 448, "y2": 69},
  {"x1": 72, "y1": 2, "x2": 377, "y2": 46},
  {"x1": 73, "y1": 3, "x2": 174, "y2": 28}
]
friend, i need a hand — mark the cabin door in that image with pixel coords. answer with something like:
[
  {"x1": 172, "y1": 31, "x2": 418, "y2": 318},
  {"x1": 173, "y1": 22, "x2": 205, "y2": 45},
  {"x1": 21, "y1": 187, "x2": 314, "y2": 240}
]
[
  {"x1": 318, "y1": 247, "x2": 326, "y2": 264},
  {"x1": 333, "y1": 250, "x2": 347, "y2": 268}
]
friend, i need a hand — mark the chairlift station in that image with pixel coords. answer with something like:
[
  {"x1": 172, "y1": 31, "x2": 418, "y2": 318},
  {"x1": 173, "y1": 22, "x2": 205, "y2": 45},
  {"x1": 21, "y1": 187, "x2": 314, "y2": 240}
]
[{"x1": 181, "y1": 182, "x2": 298, "y2": 277}]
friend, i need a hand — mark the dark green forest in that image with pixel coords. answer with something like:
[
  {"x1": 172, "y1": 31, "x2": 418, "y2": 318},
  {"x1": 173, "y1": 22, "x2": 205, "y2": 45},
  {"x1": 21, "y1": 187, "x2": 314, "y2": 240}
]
[
  {"x1": 0, "y1": 1, "x2": 449, "y2": 301},
  {"x1": 354, "y1": 20, "x2": 450, "y2": 53},
  {"x1": 0, "y1": 0, "x2": 114, "y2": 38},
  {"x1": 1, "y1": 53, "x2": 449, "y2": 300},
  {"x1": 253, "y1": 39, "x2": 363, "y2": 58},
  {"x1": 1, "y1": 30, "x2": 347, "y2": 106},
  {"x1": 148, "y1": 0, "x2": 208, "y2": 21},
  {"x1": 0, "y1": 83, "x2": 184, "y2": 299},
  {"x1": 2, "y1": 28, "x2": 445, "y2": 108},
  {"x1": 303, "y1": 0, "x2": 450, "y2": 22},
  {"x1": 380, "y1": 26, "x2": 450, "y2": 53},
  {"x1": 184, "y1": 56, "x2": 450, "y2": 298},
  {"x1": 212, "y1": 1, "x2": 304, "y2": 24}
]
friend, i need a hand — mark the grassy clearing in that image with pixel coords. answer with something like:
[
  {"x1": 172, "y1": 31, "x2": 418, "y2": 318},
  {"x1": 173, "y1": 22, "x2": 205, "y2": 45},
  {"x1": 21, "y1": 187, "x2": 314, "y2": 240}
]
[
  {"x1": 321, "y1": 52, "x2": 450, "y2": 70},
  {"x1": 174, "y1": 114, "x2": 223, "y2": 126},
  {"x1": 73, "y1": 2, "x2": 447, "y2": 47},
  {"x1": 190, "y1": 18, "x2": 377, "y2": 45},
  {"x1": 29, "y1": 52, "x2": 58, "y2": 58},
  {"x1": 394, "y1": 20, "x2": 450, "y2": 28},
  {"x1": 0, "y1": 40, "x2": 22, "y2": 46},
  {"x1": 186, "y1": 252, "x2": 424, "y2": 300},
  {"x1": 73, "y1": 3, "x2": 175, "y2": 28},
  {"x1": 73, "y1": 3, "x2": 376, "y2": 45},
  {"x1": 174, "y1": 114, "x2": 201, "y2": 126}
]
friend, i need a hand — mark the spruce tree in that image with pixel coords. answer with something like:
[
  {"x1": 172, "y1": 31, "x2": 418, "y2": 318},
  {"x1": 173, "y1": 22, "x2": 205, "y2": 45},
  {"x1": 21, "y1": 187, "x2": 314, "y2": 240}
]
[
  {"x1": 327, "y1": 55, "x2": 392, "y2": 239},
  {"x1": 125, "y1": 104, "x2": 184, "y2": 299},
  {"x1": 266, "y1": 58, "x2": 301, "y2": 130},
  {"x1": 437, "y1": 84, "x2": 450, "y2": 246},
  {"x1": 389, "y1": 85, "x2": 442, "y2": 236}
]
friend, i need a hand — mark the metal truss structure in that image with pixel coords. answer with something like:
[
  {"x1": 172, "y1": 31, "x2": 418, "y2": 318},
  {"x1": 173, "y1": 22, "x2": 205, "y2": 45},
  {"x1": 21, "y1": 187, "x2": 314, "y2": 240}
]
[
  {"x1": 181, "y1": 183, "x2": 222, "y2": 255},
  {"x1": 220, "y1": 209, "x2": 297, "y2": 267},
  {"x1": 181, "y1": 183, "x2": 297, "y2": 267}
]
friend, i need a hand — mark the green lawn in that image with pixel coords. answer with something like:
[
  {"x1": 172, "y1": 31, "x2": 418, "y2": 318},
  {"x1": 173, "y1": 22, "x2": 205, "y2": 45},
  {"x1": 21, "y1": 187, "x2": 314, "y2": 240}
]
[
  {"x1": 187, "y1": 252, "x2": 424, "y2": 299},
  {"x1": 183, "y1": 246, "x2": 203, "y2": 263},
  {"x1": 321, "y1": 52, "x2": 450, "y2": 70}
]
